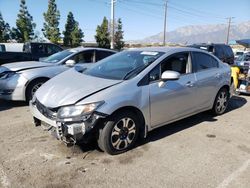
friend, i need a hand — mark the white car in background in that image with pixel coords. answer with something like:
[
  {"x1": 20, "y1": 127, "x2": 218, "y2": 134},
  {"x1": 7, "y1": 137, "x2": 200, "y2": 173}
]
[{"x1": 0, "y1": 47, "x2": 116, "y2": 101}]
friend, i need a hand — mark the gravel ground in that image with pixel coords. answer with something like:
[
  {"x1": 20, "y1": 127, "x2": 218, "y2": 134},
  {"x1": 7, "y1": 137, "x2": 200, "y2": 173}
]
[{"x1": 0, "y1": 96, "x2": 249, "y2": 188}]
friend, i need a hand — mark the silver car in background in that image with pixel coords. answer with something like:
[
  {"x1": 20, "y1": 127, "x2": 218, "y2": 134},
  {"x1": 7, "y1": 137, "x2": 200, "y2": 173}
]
[
  {"x1": 0, "y1": 47, "x2": 115, "y2": 101},
  {"x1": 30, "y1": 47, "x2": 231, "y2": 155}
]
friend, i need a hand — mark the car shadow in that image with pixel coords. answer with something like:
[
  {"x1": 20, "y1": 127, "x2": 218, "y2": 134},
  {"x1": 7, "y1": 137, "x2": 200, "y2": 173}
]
[
  {"x1": 0, "y1": 99, "x2": 27, "y2": 112},
  {"x1": 136, "y1": 95, "x2": 247, "y2": 148},
  {"x1": 226, "y1": 95, "x2": 248, "y2": 113}
]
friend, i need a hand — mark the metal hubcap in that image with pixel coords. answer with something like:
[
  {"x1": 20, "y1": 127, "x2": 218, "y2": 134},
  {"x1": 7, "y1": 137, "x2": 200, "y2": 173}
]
[
  {"x1": 111, "y1": 117, "x2": 136, "y2": 150},
  {"x1": 216, "y1": 91, "x2": 228, "y2": 113},
  {"x1": 31, "y1": 83, "x2": 43, "y2": 97}
]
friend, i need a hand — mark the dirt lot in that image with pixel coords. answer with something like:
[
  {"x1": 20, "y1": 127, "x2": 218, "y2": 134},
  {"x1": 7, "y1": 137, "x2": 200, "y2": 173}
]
[{"x1": 0, "y1": 96, "x2": 249, "y2": 188}]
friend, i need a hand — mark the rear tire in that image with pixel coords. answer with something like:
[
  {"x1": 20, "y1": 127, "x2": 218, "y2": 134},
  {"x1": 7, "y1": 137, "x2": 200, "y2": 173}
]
[
  {"x1": 97, "y1": 110, "x2": 140, "y2": 155},
  {"x1": 26, "y1": 79, "x2": 48, "y2": 102},
  {"x1": 212, "y1": 88, "x2": 229, "y2": 115}
]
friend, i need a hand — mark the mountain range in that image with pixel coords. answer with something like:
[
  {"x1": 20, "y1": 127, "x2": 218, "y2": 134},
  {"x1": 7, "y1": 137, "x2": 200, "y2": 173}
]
[{"x1": 130, "y1": 21, "x2": 250, "y2": 44}]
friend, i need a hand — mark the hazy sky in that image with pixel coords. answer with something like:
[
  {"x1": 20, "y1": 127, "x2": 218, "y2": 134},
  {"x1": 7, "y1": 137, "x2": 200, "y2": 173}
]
[{"x1": 0, "y1": 0, "x2": 249, "y2": 41}]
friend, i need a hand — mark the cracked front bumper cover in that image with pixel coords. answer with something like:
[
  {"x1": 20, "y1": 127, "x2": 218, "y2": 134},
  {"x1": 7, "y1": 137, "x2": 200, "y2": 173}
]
[{"x1": 30, "y1": 100, "x2": 108, "y2": 144}]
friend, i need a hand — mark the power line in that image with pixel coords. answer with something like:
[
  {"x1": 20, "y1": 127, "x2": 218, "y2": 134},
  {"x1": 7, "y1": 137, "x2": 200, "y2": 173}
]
[
  {"x1": 118, "y1": 3, "x2": 163, "y2": 19},
  {"x1": 168, "y1": 1, "x2": 226, "y2": 20}
]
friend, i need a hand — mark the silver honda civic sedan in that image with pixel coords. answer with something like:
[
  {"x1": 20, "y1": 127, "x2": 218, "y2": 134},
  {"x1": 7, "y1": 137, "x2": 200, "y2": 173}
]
[
  {"x1": 30, "y1": 47, "x2": 231, "y2": 155},
  {"x1": 0, "y1": 47, "x2": 115, "y2": 101}
]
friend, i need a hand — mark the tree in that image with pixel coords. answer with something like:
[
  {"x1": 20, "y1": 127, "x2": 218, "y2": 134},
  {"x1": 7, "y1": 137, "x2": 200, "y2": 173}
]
[
  {"x1": 0, "y1": 12, "x2": 11, "y2": 42},
  {"x1": 63, "y1": 12, "x2": 84, "y2": 47},
  {"x1": 43, "y1": 0, "x2": 60, "y2": 43},
  {"x1": 15, "y1": 0, "x2": 36, "y2": 42},
  {"x1": 95, "y1": 17, "x2": 110, "y2": 49},
  {"x1": 71, "y1": 22, "x2": 84, "y2": 47},
  {"x1": 114, "y1": 18, "x2": 125, "y2": 51}
]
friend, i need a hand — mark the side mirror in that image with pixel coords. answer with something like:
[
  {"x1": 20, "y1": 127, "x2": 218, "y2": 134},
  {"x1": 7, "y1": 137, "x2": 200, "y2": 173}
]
[
  {"x1": 159, "y1": 71, "x2": 180, "y2": 88},
  {"x1": 65, "y1": 59, "x2": 76, "y2": 67},
  {"x1": 161, "y1": 71, "x2": 180, "y2": 81}
]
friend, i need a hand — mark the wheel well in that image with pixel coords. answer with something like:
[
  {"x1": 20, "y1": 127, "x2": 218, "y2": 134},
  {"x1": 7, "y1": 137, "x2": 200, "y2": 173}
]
[
  {"x1": 220, "y1": 85, "x2": 230, "y2": 92},
  {"x1": 110, "y1": 106, "x2": 146, "y2": 136},
  {"x1": 25, "y1": 77, "x2": 50, "y2": 100}
]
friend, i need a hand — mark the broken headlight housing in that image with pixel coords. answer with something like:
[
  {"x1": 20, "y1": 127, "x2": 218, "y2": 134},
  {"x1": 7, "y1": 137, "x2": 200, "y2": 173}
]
[{"x1": 57, "y1": 101, "x2": 104, "y2": 122}]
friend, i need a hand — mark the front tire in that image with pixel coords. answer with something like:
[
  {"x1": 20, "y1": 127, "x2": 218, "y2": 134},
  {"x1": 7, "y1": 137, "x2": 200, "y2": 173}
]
[
  {"x1": 97, "y1": 111, "x2": 140, "y2": 155},
  {"x1": 26, "y1": 79, "x2": 47, "y2": 102},
  {"x1": 212, "y1": 88, "x2": 229, "y2": 115}
]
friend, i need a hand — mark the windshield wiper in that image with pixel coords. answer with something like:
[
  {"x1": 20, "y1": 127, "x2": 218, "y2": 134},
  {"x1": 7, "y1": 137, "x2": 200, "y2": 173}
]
[{"x1": 123, "y1": 65, "x2": 146, "y2": 80}]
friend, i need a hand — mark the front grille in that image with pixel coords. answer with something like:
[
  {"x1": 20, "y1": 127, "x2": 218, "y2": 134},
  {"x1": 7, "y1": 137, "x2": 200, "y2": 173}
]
[{"x1": 35, "y1": 99, "x2": 57, "y2": 120}]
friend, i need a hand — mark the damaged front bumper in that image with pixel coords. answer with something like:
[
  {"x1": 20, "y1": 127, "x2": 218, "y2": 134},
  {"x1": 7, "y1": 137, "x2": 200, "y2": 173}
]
[{"x1": 29, "y1": 100, "x2": 107, "y2": 145}]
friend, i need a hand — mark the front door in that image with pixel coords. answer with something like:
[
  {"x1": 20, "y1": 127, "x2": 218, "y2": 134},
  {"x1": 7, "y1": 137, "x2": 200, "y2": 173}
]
[{"x1": 149, "y1": 52, "x2": 198, "y2": 127}]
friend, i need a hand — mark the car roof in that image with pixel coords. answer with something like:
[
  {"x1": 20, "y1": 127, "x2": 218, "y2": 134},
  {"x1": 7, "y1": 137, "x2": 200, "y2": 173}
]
[
  {"x1": 128, "y1": 46, "x2": 207, "y2": 54},
  {"x1": 68, "y1": 47, "x2": 116, "y2": 53}
]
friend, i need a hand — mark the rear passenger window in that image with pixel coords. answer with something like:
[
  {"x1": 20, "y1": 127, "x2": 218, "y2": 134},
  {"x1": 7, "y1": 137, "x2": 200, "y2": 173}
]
[
  {"x1": 225, "y1": 46, "x2": 233, "y2": 57},
  {"x1": 214, "y1": 46, "x2": 223, "y2": 59},
  {"x1": 193, "y1": 52, "x2": 218, "y2": 72}
]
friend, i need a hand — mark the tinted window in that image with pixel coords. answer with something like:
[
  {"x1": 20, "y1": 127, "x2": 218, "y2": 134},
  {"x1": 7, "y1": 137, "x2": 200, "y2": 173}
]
[
  {"x1": 32, "y1": 44, "x2": 47, "y2": 54},
  {"x1": 96, "y1": 50, "x2": 115, "y2": 61},
  {"x1": 70, "y1": 50, "x2": 95, "y2": 64},
  {"x1": 236, "y1": 52, "x2": 243, "y2": 56},
  {"x1": 47, "y1": 44, "x2": 62, "y2": 55},
  {"x1": 225, "y1": 46, "x2": 234, "y2": 57},
  {"x1": 193, "y1": 52, "x2": 218, "y2": 71}
]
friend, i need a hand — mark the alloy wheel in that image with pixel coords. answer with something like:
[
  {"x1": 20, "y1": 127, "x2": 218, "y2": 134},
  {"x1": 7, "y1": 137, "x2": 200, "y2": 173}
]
[
  {"x1": 111, "y1": 117, "x2": 136, "y2": 150},
  {"x1": 216, "y1": 91, "x2": 228, "y2": 113}
]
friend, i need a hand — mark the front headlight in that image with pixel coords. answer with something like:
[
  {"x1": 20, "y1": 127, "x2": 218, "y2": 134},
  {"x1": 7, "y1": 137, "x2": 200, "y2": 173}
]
[
  {"x1": 0, "y1": 71, "x2": 17, "y2": 80},
  {"x1": 57, "y1": 101, "x2": 104, "y2": 121}
]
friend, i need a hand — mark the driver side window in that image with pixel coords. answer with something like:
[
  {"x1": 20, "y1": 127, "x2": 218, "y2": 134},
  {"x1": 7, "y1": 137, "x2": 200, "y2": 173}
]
[
  {"x1": 161, "y1": 52, "x2": 191, "y2": 74},
  {"x1": 149, "y1": 52, "x2": 191, "y2": 82}
]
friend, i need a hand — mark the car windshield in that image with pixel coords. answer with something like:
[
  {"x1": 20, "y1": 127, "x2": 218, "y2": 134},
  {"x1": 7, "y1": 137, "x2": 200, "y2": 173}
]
[
  {"x1": 237, "y1": 53, "x2": 250, "y2": 61},
  {"x1": 84, "y1": 50, "x2": 164, "y2": 80},
  {"x1": 41, "y1": 50, "x2": 73, "y2": 63}
]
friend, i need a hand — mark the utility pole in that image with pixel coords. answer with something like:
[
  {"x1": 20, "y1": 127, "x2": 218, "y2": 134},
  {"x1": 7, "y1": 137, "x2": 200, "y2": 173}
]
[
  {"x1": 226, "y1": 17, "x2": 234, "y2": 44},
  {"x1": 163, "y1": 0, "x2": 168, "y2": 46},
  {"x1": 111, "y1": 0, "x2": 115, "y2": 49}
]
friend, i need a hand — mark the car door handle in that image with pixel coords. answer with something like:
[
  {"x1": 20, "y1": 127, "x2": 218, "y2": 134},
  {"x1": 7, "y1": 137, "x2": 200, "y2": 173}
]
[{"x1": 186, "y1": 81, "x2": 194, "y2": 87}]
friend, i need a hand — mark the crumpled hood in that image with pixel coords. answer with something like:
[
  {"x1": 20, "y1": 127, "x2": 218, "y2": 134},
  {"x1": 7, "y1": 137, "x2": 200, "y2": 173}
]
[
  {"x1": 35, "y1": 68, "x2": 122, "y2": 108},
  {"x1": 0, "y1": 61, "x2": 53, "y2": 72}
]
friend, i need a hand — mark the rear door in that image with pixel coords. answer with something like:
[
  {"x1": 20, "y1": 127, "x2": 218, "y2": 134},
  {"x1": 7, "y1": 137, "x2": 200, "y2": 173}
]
[
  {"x1": 192, "y1": 52, "x2": 220, "y2": 109},
  {"x1": 149, "y1": 51, "x2": 199, "y2": 127}
]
